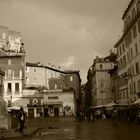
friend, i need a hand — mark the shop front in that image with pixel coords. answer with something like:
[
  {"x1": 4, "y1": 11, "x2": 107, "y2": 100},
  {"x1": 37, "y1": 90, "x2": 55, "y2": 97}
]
[
  {"x1": 44, "y1": 102, "x2": 63, "y2": 117},
  {"x1": 43, "y1": 90, "x2": 75, "y2": 117}
]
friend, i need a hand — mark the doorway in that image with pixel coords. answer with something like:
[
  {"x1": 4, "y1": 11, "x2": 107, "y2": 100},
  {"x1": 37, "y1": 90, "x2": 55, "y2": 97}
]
[
  {"x1": 28, "y1": 108, "x2": 34, "y2": 118},
  {"x1": 44, "y1": 108, "x2": 49, "y2": 117}
]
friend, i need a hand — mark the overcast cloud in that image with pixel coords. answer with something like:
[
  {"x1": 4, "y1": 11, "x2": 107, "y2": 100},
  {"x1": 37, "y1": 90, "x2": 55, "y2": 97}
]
[{"x1": 0, "y1": 0, "x2": 129, "y2": 83}]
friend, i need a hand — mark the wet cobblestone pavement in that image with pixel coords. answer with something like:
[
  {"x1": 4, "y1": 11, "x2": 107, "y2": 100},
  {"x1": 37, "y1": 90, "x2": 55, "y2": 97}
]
[{"x1": 3, "y1": 117, "x2": 140, "y2": 140}]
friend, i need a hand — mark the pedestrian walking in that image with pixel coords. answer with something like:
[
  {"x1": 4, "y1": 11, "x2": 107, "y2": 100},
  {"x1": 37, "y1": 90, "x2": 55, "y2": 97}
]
[
  {"x1": 102, "y1": 113, "x2": 106, "y2": 120},
  {"x1": 95, "y1": 109, "x2": 101, "y2": 120},
  {"x1": 18, "y1": 106, "x2": 26, "y2": 134}
]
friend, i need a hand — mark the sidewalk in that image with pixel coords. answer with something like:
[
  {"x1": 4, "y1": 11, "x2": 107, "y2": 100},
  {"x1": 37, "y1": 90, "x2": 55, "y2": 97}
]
[
  {"x1": 0, "y1": 126, "x2": 42, "y2": 139},
  {"x1": 0, "y1": 117, "x2": 74, "y2": 139}
]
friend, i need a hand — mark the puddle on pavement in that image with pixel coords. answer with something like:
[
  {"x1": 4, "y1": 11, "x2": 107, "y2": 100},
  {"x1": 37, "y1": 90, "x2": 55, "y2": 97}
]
[
  {"x1": 63, "y1": 129, "x2": 72, "y2": 132},
  {"x1": 35, "y1": 128, "x2": 73, "y2": 136},
  {"x1": 36, "y1": 131, "x2": 59, "y2": 136}
]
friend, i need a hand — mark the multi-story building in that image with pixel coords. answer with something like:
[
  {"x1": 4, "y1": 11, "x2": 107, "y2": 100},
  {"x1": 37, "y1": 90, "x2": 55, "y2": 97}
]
[
  {"x1": 0, "y1": 52, "x2": 25, "y2": 106},
  {"x1": 90, "y1": 54, "x2": 115, "y2": 107},
  {"x1": 0, "y1": 68, "x2": 9, "y2": 129},
  {"x1": 114, "y1": 0, "x2": 140, "y2": 105},
  {"x1": 26, "y1": 62, "x2": 63, "y2": 89},
  {"x1": 25, "y1": 62, "x2": 81, "y2": 116},
  {"x1": 0, "y1": 26, "x2": 24, "y2": 53},
  {"x1": 0, "y1": 26, "x2": 25, "y2": 106},
  {"x1": 25, "y1": 62, "x2": 81, "y2": 97}
]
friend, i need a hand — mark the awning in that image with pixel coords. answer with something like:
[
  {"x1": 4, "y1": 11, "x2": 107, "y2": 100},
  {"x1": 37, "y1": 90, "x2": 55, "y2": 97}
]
[
  {"x1": 103, "y1": 102, "x2": 117, "y2": 108},
  {"x1": 90, "y1": 105, "x2": 105, "y2": 109},
  {"x1": 133, "y1": 98, "x2": 140, "y2": 105}
]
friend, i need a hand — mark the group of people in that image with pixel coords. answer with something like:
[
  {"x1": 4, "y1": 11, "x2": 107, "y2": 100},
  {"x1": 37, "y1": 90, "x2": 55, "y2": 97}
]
[{"x1": 76, "y1": 108, "x2": 107, "y2": 122}]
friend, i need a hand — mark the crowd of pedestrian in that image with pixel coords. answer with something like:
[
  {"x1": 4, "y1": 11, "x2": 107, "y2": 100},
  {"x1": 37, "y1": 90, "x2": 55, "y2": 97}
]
[
  {"x1": 75, "y1": 106, "x2": 140, "y2": 124},
  {"x1": 75, "y1": 108, "x2": 108, "y2": 122}
]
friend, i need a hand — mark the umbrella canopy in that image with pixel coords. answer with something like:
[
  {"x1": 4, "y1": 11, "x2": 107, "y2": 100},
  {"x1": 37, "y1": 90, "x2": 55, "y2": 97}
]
[{"x1": 7, "y1": 106, "x2": 20, "y2": 112}]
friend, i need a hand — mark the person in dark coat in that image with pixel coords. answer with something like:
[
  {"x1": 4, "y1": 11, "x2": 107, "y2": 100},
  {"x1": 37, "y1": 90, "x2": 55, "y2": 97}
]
[{"x1": 18, "y1": 107, "x2": 26, "y2": 134}]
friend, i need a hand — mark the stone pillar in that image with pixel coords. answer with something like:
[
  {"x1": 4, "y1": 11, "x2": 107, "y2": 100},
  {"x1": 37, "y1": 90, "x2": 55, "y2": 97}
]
[{"x1": 0, "y1": 96, "x2": 9, "y2": 130}]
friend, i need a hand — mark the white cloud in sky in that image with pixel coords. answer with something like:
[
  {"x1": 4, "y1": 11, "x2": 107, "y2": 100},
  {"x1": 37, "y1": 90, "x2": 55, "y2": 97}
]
[
  {"x1": 0, "y1": 0, "x2": 130, "y2": 83},
  {"x1": 60, "y1": 56, "x2": 75, "y2": 68}
]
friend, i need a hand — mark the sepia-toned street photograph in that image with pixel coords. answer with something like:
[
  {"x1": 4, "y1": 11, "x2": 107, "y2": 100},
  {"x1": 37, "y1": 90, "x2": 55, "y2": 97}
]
[{"x1": 0, "y1": 0, "x2": 140, "y2": 139}]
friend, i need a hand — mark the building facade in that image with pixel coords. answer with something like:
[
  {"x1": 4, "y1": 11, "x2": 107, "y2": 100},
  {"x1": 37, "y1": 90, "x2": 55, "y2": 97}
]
[
  {"x1": 0, "y1": 26, "x2": 24, "y2": 53},
  {"x1": 90, "y1": 55, "x2": 115, "y2": 107},
  {"x1": 0, "y1": 53, "x2": 25, "y2": 106},
  {"x1": 25, "y1": 62, "x2": 81, "y2": 115},
  {"x1": 114, "y1": 0, "x2": 140, "y2": 105},
  {"x1": 0, "y1": 26, "x2": 25, "y2": 106},
  {"x1": 25, "y1": 62, "x2": 62, "y2": 89},
  {"x1": 43, "y1": 90, "x2": 75, "y2": 117},
  {"x1": 0, "y1": 68, "x2": 9, "y2": 129}
]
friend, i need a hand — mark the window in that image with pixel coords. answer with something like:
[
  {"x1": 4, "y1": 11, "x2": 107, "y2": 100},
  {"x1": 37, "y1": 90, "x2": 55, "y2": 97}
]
[
  {"x1": 0, "y1": 85, "x2": 2, "y2": 95},
  {"x1": 8, "y1": 101, "x2": 11, "y2": 107},
  {"x1": 34, "y1": 77, "x2": 37, "y2": 81},
  {"x1": 8, "y1": 59, "x2": 11, "y2": 65},
  {"x1": 34, "y1": 69, "x2": 36, "y2": 72},
  {"x1": 138, "y1": 19, "x2": 140, "y2": 33},
  {"x1": 120, "y1": 46, "x2": 122, "y2": 55},
  {"x1": 132, "y1": 65, "x2": 135, "y2": 76},
  {"x1": 26, "y1": 67, "x2": 29, "y2": 72},
  {"x1": 38, "y1": 99, "x2": 41, "y2": 105},
  {"x1": 128, "y1": 31, "x2": 132, "y2": 44},
  {"x1": 117, "y1": 49, "x2": 119, "y2": 56},
  {"x1": 135, "y1": 62, "x2": 140, "y2": 74},
  {"x1": 128, "y1": 16, "x2": 131, "y2": 25},
  {"x1": 137, "y1": 0, "x2": 140, "y2": 13},
  {"x1": 8, "y1": 83, "x2": 12, "y2": 92},
  {"x1": 125, "y1": 37, "x2": 128, "y2": 48},
  {"x1": 138, "y1": 80, "x2": 140, "y2": 91},
  {"x1": 8, "y1": 69, "x2": 12, "y2": 77},
  {"x1": 29, "y1": 99, "x2": 32, "y2": 106},
  {"x1": 3, "y1": 33, "x2": 6, "y2": 39},
  {"x1": 133, "y1": 82, "x2": 136, "y2": 93},
  {"x1": 100, "y1": 83, "x2": 104, "y2": 88},
  {"x1": 127, "y1": 52, "x2": 129, "y2": 62},
  {"x1": 70, "y1": 76, "x2": 73, "y2": 81},
  {"x1": 132, "y1": 8, "x2": 136, "y2": 19},
  {"x1": 133, "y1": 25, "x2": 137, "y2": 39},
  {"x1": 36, "y1": 108, "x2": 42, "y2": 114},
  {"x1": 122, "y1": 44, "x2": 125, "y2": 52},
  {"x1": 100, "y1": 64, "x2": 103, "y2": 70},
  {"x1": 123, "y1": 55, "x2": 126, "y2": 63},
  {"x1": 131, "y1": 48, "x2": 133, "y2": 58},
  {"x1": 55, "y1": 84, "x2": 57, "y2": 89},
  {"x1": 26, "y1": 77, "x2": 29, "y2": 83},
  {"x1": 15, "y1": 83, "x2": 19, "y2": 92},
  {"x1": 135, "y1": 43, "x2": 138, "y2": 54},
  {"x1": 129, "y1": 83, "x2": 132, "y2": 94}
]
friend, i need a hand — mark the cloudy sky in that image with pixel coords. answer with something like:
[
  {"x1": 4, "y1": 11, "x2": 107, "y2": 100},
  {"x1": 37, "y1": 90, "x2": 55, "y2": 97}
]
[{"x1": 0, "y1": 0, "x2": 129, "y2": 83}]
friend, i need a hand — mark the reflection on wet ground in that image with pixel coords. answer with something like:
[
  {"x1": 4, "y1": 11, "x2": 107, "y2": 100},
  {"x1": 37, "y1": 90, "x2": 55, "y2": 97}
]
[{"x1": 5, "y1": 118, "x2": 140, "y2": 140}]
